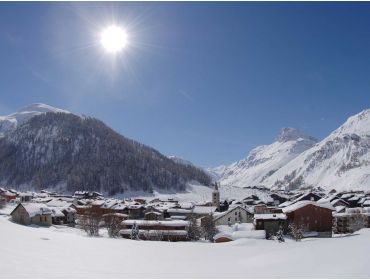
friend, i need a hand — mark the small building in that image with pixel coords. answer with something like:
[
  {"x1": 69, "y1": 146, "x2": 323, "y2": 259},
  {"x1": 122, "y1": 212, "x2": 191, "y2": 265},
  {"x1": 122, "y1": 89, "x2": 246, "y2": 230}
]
[
  {"x1": 120, "y1": 220, "x2": 189, "y2": 241},
  {"x1": 10, "y1": 203, "x2": 52, "y2": 226},
  {"x1": 254, "y1": 213, "x2": 287, "y2": 239},
  {"x1": 1, "y1": 191, "x2": 17, "y2": 202},
  {"x1": 144, "y1": 210, "x2": 164, "y2": 221},
  {"x1": 333, "y1": 207, "x2": 370, "y2": 234},
  {"x1": 127, "y1": 204, "x2": 145, "y2": 219},
  {"x1": 213, "y1": 206, "x2": 253, "y2": 226},
  {"x1": 282, "y1": 201, "x2": 334, "y2": 237},
  {"x1": 19, "y1": 192, "x2": 34, "y2": 203}
]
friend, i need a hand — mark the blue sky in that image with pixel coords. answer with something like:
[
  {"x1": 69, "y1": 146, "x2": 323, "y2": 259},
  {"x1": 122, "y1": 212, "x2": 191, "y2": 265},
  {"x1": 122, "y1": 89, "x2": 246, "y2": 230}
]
[{"x1": 1, "y1": 2, "x2": 370, "y2": 167}]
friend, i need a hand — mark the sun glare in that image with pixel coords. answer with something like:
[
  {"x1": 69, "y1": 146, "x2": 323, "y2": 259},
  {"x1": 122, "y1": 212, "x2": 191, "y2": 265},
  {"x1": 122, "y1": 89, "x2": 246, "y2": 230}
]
[{"x1": 100, "y1": 25, "x2": 128, "y2": 53}]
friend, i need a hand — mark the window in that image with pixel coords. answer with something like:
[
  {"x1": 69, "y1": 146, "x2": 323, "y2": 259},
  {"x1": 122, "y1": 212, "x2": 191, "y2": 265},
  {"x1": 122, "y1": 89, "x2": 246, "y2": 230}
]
[
  {"x1": 228, "y1": 217, "x2": 231, "y2": 221},
  {"x1": 40, "y1": 216, "x2": 42, "y2": 222}
]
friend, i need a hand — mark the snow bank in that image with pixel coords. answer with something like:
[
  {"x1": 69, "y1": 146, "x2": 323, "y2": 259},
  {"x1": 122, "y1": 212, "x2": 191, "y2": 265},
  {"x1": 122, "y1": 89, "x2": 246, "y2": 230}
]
[{"x1": 1, "y1": 216, "x2": 370, "y2": 278}]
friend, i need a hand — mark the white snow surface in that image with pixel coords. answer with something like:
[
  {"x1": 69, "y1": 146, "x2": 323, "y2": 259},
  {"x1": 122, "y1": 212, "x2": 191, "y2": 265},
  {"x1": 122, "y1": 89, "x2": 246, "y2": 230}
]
[
  {"x1": 1, "y1": 215, "x2": 370, "y2": 278},
  {"x1": 0, "y1": 103, "x2": 70, "y2": 136}
]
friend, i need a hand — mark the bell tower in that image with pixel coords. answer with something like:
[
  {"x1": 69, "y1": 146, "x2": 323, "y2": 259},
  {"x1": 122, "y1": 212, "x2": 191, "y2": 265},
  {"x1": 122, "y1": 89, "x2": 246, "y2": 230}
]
[{"x1": 212, "y1": 182, "x2": 220, "y2": 210}]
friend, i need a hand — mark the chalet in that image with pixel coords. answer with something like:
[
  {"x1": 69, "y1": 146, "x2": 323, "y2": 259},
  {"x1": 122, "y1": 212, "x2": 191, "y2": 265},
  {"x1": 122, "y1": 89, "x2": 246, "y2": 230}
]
[
  {"x1": 127, "y1": 204, "x2": 145, "y2": 219},
  {"x1": 120, "y1": 220, "x2": 189, "y2": 241},
  {"x1": 282, "y1": 191, "x2": 322, "y2": 207},
  {"x1": 50, "y1": 208, "x2": 66, "y2": 224},
  {"x1": 46, "y1": 200, "x2": 77, "y2": 224},
  {"x1": 333, "y1": 207, "x2": 370, "y2": 234},
  {"x1": 213, "y1": 206, "x2": 253, "y2": 226},
  {"x1": 144, "y1": 210, "x2": 164, "y2": 221},
  {"x1": 1, "y1": 191, "x2": 17, "y2": 202},
  {"x1": 10, "y1": 203, "x2": 52, "y2": 226},
  {"x1": 282, "y1": 201, "x2": 334, "y2": 237},
  {"x1": 166, "y1": 207, "x2": 193, "y2": 220},
  {"x1": 253, "y1": 204, "x2": 269, "y2": 214},
  {"x1": 254, "y1": 213, "x2": 287, "y2": 238},
  {"x1": 19, "y1": 192, "x2": 33, "y2": 202},
  {"x1": 134, "y1": 198, "x2": 146, "y2": 205}
]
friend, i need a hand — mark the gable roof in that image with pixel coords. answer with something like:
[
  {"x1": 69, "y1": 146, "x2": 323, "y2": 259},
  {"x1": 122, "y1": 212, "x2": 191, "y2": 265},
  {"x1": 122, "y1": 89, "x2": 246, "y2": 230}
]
[
  {"x1": 11, "y1": 203, "x2": 52, "y2": 218},
  {"x1": 213, "y1": 206, "x2": 250, "y2": 222},
  {"x1": 282, "y1": 201, "x2": 335, "y2": 214}
]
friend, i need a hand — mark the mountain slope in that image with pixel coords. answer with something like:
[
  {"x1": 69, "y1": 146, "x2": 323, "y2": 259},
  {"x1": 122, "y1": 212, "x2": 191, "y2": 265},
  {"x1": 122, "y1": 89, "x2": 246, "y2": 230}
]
[
  {"x1": 0, "y1": 103, "x2": 69, "y2": 137},
  {"x1": 264, "y1": 109, "x2": 370, "y2": 191},
  {"x1": 213, "y1": 128, "x2": 318, "y2": 187},
  {"x1": 0, "y1": 106, "x2": 211, "y2": 194}
]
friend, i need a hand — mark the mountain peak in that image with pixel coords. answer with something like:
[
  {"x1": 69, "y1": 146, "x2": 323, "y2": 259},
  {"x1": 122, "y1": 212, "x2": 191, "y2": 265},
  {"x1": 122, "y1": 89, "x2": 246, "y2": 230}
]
[
  {"x1": 276, "y1": 127, "x2": 317, "y2": 143},
  {"x1": 17, "y1": 103, "x2": 70, "y2": 114},
  {"x1": 331, "y1": 108, "x2": 370, "y2": 138},
  {"x1": 0, "y1": 103, "x2": 71, "y2": 136}
]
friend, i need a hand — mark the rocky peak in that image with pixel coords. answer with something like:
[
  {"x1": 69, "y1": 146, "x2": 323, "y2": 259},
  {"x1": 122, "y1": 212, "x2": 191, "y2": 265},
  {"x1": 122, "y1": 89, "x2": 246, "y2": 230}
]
[{"x1": 276, "y1": 127, "x2": 317, "y2": 143}]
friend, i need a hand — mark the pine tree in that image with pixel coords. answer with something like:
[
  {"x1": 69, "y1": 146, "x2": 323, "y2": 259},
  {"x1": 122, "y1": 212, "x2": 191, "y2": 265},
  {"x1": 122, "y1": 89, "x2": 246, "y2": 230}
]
[{"x1": 130, "y1": 222, "x2": 140, "y2": 240}]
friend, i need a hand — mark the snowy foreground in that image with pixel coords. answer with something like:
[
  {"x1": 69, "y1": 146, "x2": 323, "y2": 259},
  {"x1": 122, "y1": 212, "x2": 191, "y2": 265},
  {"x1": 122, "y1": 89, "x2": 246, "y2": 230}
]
[{"x1": 1, "y1": 216, "x2": 370, "y2": 278}]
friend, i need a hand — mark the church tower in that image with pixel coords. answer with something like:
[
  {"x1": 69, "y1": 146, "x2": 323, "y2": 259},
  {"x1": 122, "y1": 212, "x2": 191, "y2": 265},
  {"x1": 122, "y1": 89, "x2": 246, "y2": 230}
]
[{"x1": 212, "y1": 182, "x2": 220, "y2": 210}]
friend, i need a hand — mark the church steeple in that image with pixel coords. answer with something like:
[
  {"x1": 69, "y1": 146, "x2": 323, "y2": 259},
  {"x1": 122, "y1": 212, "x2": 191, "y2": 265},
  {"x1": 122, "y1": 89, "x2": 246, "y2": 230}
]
[{"x1": 212, "y1": 182, "x2": 220, "y2": 210}]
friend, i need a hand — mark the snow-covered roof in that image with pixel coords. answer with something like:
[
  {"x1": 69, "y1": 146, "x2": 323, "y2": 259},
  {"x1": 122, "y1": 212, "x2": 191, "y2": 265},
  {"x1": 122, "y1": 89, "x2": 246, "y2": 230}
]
[
  {"x1": 254, "y1": 213, "x2": 287, "y2": 220},
  {"x1": 18, "y1": 192, "x2": 33, "y2": 197},
  {"x1": 101, "y1": 199, "x2": 120, "y2": 209},
  {"x1": 2, "y1": 191, "x2": 16, "y2": 196},
  {"x1": 122, "y1": 220, "x2": 189, "y2": 227},
  {"x1": 91, "y1": 200, "x2": 105, "y2": 206},
  {"x1": 169, "y1": 215, "x2": 187, "y2": 220},
  {"x1": 111, "y1": 203, "x2": 126, "y2": 210},
  {"x1": 167, "y1": 208, "x2": 192, "y2": 214},
  {"x1": 335, "y1": 206, "x2": 346, "y2": 213},
  {"x1": 46, "y1": 199, "x2": 73, "y2": 208},
  {"x1": 15, "y1": 203, "x2": 52, "y2": 217},
  {"x1": 213, "y1": 206, "x2": 250, "y2": 221},
  {"x1": 192, "y1": 206, "x2": 216, "y2": 215},
  {"x1": 119, "y1": 229, "x2": 188, "y2": 237},
  {"x1": 330, "y1": 199, "x2": 349, "y2": 206},
  {"x1": 362, "y1": 200, "x2": 370, "y2": 206},
  {"x1": 341, "y1": 193, "x2": 354, "y2": 199},
  {"x1": 145, "y1": 211, "x2": 162, "y2": 216},
  {"x1": 102, "y1": 213, "x2": 128, "y2": 218},
  {"x1": 282, "y1": 201, "x2": 335, "y2": 213},
  {"x1": 51, "y1": 208, "x2": 65, "y2": 217}
]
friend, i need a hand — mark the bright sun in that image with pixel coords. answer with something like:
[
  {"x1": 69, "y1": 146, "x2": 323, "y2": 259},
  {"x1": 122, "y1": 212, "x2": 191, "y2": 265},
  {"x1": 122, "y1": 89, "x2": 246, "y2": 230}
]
[{"x1": 100, "y1": 25, "x2": 128, "y2": 53}]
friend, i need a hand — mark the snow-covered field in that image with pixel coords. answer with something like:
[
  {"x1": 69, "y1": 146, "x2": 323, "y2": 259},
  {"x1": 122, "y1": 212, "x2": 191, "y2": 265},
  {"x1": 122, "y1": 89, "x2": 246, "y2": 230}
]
[{"x1": 1, "y1": 215, "x2": 370, "y2": 278}]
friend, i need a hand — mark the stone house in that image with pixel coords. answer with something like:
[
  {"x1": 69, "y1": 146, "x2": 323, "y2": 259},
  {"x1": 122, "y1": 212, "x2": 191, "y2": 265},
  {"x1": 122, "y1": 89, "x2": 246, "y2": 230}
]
[
  {"x1": 213, "y1": 206, "x2": 253, "y2": 226},
  {"x1": 10, "y1": 203, "x2": 52, "y2": 226}
]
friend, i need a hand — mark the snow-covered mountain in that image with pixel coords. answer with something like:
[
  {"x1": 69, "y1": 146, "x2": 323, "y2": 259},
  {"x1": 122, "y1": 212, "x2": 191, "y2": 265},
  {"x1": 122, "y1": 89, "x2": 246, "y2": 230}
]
[
  {"x1": 212, "y1": 128, "x2": 318, "y2": 188},
  {"x1": 0, "y1": 103, "x2": 69, "y2": 137},
  {"x1": 264, "y1": 109, "x2": 370, "y2": 191},
  {"x1": 0, "y1": 104, "x2": 211, "y2": 194}
]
